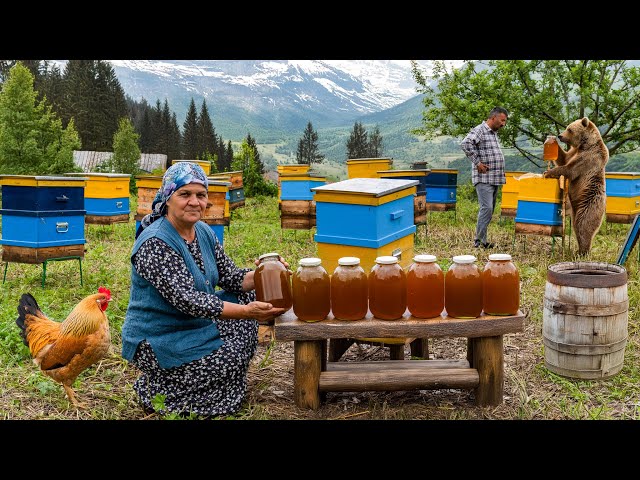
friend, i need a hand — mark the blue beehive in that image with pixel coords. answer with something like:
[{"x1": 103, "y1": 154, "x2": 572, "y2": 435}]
[
  {"x1": 377, "y1": 169, "x2": 430, "y2": 225},
  {"x1": 64, "y1": 172, "x2": 131, "y2": 225},
  {"x1": 0, "y1": 175, "x2": 87, "y2": 264},
  {"x1": 425, "y1": 169, "x2": 458, "y2": 206},
  {"x1": 605, "y1": 172, "x2": 640, "y2": 223},
  {"x1": 280, "y1": 173, "x2": 327, "y2": 201},
  {"x1": 280, "y1": 172, "x2": 327, "y2": 230}
]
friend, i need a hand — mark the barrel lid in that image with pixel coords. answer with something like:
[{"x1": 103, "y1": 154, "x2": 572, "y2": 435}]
[
  {"x1": 488, "y1": 253, "x2": 512, "y2": 261},
  {"x1": 299, "y1": 257, "x2": 322, "y2": 267},
  {"x1": 259, "y1": 252, "x2": 280, "y2": 261},
  {"x1": 547, "y1": 262, "x2": 627, "y2": 288},
  {"x1": 414, "y1": 254, "x2": 437, "y2": 263},
  {"x1": 338, "y1": 256, "x2": 361, "y2": 266},
  {"x1": 375, "y1": 255, "x2": 398, "y2": 265},
  {"x1": 452, "y1": 255, "x2": 476, "y2": 264}
]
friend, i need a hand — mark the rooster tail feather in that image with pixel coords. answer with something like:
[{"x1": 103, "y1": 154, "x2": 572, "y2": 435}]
[{"x1": 16, "y1": 293, "x2": 41, "y2": 346}]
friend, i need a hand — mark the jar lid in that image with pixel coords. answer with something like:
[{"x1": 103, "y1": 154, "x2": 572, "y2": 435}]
[
  {"x1": 375, "y1": 255, "x2": 398, "y2": 265},
  {"x1": 414, "y1": 254, "x2": 437, "y2": 263},
  {"x1": 299, "y1": 257, "x2": 322, "y2": 267},
  {"x1": 338, "y1": 256, "x2": 360, "y2": 266},
  {"x1": 488, "y1": 253, "x2": 512, "y2": 261},
  {"x1": 259, "y1": 252, "x2": 280, "y2": 261},
  {"x1": 452, "y1": 254, "x2": 477, "y2": 264}
]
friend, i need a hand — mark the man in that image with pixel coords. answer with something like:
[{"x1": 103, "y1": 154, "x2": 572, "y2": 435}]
[{"x1": 460, "y1": 106, "x2": 508, "y2": 249}]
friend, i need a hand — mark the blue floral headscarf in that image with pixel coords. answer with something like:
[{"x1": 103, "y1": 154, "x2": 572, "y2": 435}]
[{"x1": 136, "y1": 161, "x2": 209, "y2": 239}]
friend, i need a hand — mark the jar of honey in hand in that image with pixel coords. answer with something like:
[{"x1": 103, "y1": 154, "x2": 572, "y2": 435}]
[
  {"x1": 543, "y1": 135, "x2": 558, "y2": 162},
  {"x1": 407, "y1": 254, "x2": 444, "y2": 318},
  {"x1": 444, "y1": 255, "x2": 483, "y2": 319},
  {"x1": 254, "y1": 252, "x2": 292, "y2": 310},
  {"x1": 482, "y1": 253, "x2": 519, "y2": 316},
  {"x1": 369, "y1": 255, "x2": 406, "y2": 320},
  {"x1": 331, "y1": 256, "x2": 368, "y2": 321},
  {"x1": 292, "y1": 257, "x2": 331, "y2": 322}
]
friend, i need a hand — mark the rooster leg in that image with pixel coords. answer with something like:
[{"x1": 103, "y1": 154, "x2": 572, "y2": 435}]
[{"x1": 63, "y1": 384, "x2": 86, "y2": 409}]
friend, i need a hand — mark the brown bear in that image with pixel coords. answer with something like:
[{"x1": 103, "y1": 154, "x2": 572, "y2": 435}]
[{"x1": 543, "y1": 117, "x2": 608, "y2": 255}]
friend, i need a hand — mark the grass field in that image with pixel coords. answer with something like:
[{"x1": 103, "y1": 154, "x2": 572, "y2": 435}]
[{"x1": 0, "y1": 188, "x2": 638, "y2": 420}]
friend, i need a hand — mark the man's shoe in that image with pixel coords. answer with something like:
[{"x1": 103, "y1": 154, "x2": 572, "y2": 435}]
[
  {"x1": 482, "y1": 242, "x2": 495, "y2": 249},
  {"x1": 474, "y1": 240, "x2": 481, "y2": 248}
]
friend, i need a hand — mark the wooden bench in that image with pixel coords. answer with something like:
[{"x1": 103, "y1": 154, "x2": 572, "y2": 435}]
[{"x1": 274, "y1": 309, "x2": 525, "y2": 410}]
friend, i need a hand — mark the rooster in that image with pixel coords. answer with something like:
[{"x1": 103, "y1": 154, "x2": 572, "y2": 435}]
[{"x1": 15, "y1": 287, "x2": 112, "y2": 407}]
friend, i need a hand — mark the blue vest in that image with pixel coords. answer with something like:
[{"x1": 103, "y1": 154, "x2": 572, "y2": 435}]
[{"x1": 121, "y1": 217, "x2": 224, "y2": 369}]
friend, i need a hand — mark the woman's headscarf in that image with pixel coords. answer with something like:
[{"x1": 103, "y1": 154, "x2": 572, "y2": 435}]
[{"x1": 136, "y1": 161, "x2": 209, "y2": 239}]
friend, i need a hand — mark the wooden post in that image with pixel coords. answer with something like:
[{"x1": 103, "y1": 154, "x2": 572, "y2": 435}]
[
  {"x1": 410, "y1": 338, "x2": 429, "y2": 359},
  {"x1": 319, "y1": 339, "x2": 327, "y2": 402},
  {"x1": 471, "y1": 335, "x2": 504, "y2": 406},
  {"x1": 328, "y1": 338, "x2": 354, "y2": 362},
  {"x1": 294, "y1": 340, "x2": 322, "y2": 410},
  {"x1": 389, "y1": 344, "x2": 405, "y2": 360}
]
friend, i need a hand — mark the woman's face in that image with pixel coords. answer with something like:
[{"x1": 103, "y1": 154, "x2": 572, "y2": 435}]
[{"x1": 166, "y1": 183, "x2": 208, "y2": 226}]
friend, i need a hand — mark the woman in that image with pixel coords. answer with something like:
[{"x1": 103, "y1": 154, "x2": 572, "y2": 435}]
[{"x1": 121, "y1": 162, "x2": 288, "y2": 417}]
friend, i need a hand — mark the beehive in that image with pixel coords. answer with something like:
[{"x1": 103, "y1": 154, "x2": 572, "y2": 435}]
[
  {"x1": 203, "y1": 180, "x2": 231, "y2": 244},
  {"x1": 210, "y1": 171, "x2": 244, "y2": 210},
  {"x1": 0, "y1": 175, "x2": 87, "y2": 263},
  {"x1": 377, "y1": 169, "x2": 430, "y2": 225},
  {"x1": 425, "y1": 168, "x2": 457, "y2": 211},
  {"x1": 501, "y1": 171, "x2": 529, "y2": 217},
  {"x1": 64, "y1": 172, "x2": 130, "y2": 224},
  {"x1": 312, "y1": 177, "x2": 418, "y2": 273},
  {"x1": 134, "y1": 175, "x2": 163, "y2": 231},
  {"x1": 277, "y1": 164, "x2": 311, "y2": 204},
  {"x1": 279, "y1": 173, "x2": 326, "y2": 230},
  {"x1": 605, "y1": 172, "x2": 640, "y2": 223},
  {"x1": 515, "y1": 175, "x2": 566, "y2": 238},
  {"x1": 346, "y1": 157, "x2": 393, "y2": 179},
  {"x1": 171, "y1": 159, "x2": 211, "y2": 175}
]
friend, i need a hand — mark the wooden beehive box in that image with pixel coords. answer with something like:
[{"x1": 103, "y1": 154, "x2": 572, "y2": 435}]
[
  {"x1": 312, "y1": 177, "x2": 418, "y2": 273},
  {"x1": 0, "y1": 175, "x2": 87, "y2": 263},
  {"x1": 279, "y1": 173, "x2": 326, "y2": 230},
  {"x1": 171, "y1": 159, "x2": 212, "y2": 175},
  {"x1": 134, "y1": 175, "x2": 163, "y2": 230},
  {"x1": 65, "y1": 172, "x2": 130, "y2": 224},
  {"x1": 425, "y1": 169, "x2": 458, "y2": 210},
  {"x1": 605, "y1": 172, "x2": 640, "y2": 223},
  {"x1": 515, "y1": 175, "x2": 565, "y2": 236},
  {"x1": 501, "y1": 171, "x2": 529, "y2": 217},
  {"x1": 346, "y1": 157, "x2": 393, "y2": 179}
]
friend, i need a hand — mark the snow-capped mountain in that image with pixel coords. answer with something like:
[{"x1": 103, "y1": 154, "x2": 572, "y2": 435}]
[{"x1": 106, "y1": 60, "x2": 446, "y2": 140}]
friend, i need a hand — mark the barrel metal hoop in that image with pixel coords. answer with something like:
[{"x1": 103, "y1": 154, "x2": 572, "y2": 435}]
[
  {"x1": 547, "y1": 262, "x2": 628, "y2": 288},
  {"x1": 543, "y1": 335, "x2": 628, "y2": 355},
  {"x1": 543, "y1": 297, "x2": 629, "y2": 316}
]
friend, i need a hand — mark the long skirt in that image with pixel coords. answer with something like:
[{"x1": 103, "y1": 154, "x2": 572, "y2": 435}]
[{"x1": 131, "y1": 291, "x2": 258, "y2": 417}]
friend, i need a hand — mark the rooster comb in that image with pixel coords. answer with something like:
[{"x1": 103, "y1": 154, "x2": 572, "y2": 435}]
[{"x1": 98, "y1": 286, "x2": 111, "y2": 299}]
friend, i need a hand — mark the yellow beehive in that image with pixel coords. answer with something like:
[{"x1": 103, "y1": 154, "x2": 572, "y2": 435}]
[
  {"x1": 606, "y1": 196, "x2": 640, "y2": 215},
  {"x1": 346, "y1": 157, "x2": 393, "y2": 179},
  {"x1": 501, "y1": 171, "x2": 529, "y2": 211},
  {"x1": 517, "y1": 174, "x2": 563, "y2": 203},
  {"x1": 277, "y1": 164, "x2": 311, "y2": 174},
  {"x1": 171, "y1": 159, "x2": 211, "y2": 175}
]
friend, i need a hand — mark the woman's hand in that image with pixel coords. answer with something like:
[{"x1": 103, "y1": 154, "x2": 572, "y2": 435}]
[{"x1": 245, "y1": 301, "x2": 288, "y2": 325}]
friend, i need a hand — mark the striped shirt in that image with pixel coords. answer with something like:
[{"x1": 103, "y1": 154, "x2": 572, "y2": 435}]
[{"x1": 460, "y1": 121, "x2": 506, "y2": 186}]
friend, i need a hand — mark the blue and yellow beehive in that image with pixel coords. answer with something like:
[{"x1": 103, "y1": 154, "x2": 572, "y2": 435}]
[
  {"x1": 377, "y1": 169, "x2": 430, "y2": 225},
  {"x1": 425, "y1": 168, "x2": 457, "y2": 210},
  {"x1": 280, "y1": 172, "x2": 327, "y2": 230},
  {"x1": 501, "y1": 171, "x2": 528, "y2": 217},
  {"x1": 171, "y1": 159, "x2": 211, "y2": 175},
  {"x1": 202, "y1": 179, "x2": 231, "y2": 245},
  {"x1": 64, "y1": 172, "x2": 130, "y2": 224},
  {"x1": 346, "y1": 157, "x2": 393, "y2": 179},
  {"x1": 0, "y1": 175, "x2": 87, "y2": 263},
  {"x1": 515, "y1": 174, "x2": 564, "y2": 231},
  {"x1": 277, "y1": 164, "x2": 311, "y2": 204},
  {"x1": 605, "y1": 172, "x2": 640, "y2": 223},
  {"x1": 210, "y1": 170, "x2": 244, "y2": 210},
  {"x1": 312, "y1": 177, "x2": 418, "y2": 273}
]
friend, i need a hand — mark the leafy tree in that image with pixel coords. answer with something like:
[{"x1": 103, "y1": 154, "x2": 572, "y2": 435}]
[
  {"x1": 295, "y1": 121, "x2": 325, "y2": 165},
  {"x1": 346, "y1": 121, "x2": 369, "y2": 159},
  {"x1": 232, "y1": 137, "x2": 277, "y2": 197},
  {"x1": 182, "y1": 98, "x2": 199, "y2": 159},
  {"x1": 110, "y1": 117, "x2": 141, "y2": 191},
  {"x1": 368, "y1": 125, "x2": 383, "y2": 157},
  {"x1": 0, "y1": 62, "x2": 80, "y2": 175},
  {"x1": 411, "y1": 60, "x2": 640, "y2": 168}
]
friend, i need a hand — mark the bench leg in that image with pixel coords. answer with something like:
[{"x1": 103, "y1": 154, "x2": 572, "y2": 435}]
[
  {"x1": 410, "y1": 338, "x2": 429, "y2": 359},
  {"x1": 328, "y1": 338, "x2": 354, "y2": 362},
  {"x1": 294, "y1": 340, "x2": 322, "y2": 410},
  {"x1": 470, "y1": 335, "x2": 504, "y2": 407},
  {"x1": 389, "y1": 343, "x2": 405, "y2": 360}
]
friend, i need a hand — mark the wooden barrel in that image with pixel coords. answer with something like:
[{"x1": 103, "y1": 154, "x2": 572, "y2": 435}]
[{"x1": 543, "y1": 262, "x2": 628, "y2": 380}]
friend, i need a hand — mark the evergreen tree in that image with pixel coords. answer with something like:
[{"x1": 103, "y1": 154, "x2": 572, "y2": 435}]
[
  {"x1": 346, "y1": 121, "x2": 369, "y2": 159},
  {"x1": 368, "y1": 125, "x2": 383, "y2": 157},
  {"x1": 197, "y1": 99, "x2": 217, "y2": 161},
  {"x1": 246, "y1": 133, "x2": 264, "y2": 174},
  {"x1": 110, "y1": 117, "x2": 141, "y2": 191},
  {"x1": 0, "y1": 62, "x2": 81, "y2": 175},
  {"x1": 168, "y1": 111, "x2": 182, "y2": 163},
  {"x1": 182, "y1": 98, "x2": 199, "y2": 159},
  {"x1": 232, "y1": 137, "x2": 277, "y2": 197},
  {"x1": 223, "y1": 140, "x2": 234, "y2": 172},
  {"x1": 295, "y1": 121, "x2": 325, "y2": 165},
  {"x1": 151, "y1": 99, "x2": 166, "y2": 154}
]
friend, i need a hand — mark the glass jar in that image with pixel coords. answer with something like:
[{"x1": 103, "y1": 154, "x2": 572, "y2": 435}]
[
  {"x1": 254, "y1": 252, "x2": 292, "y2": 310},
  {"x1": 543, "y1": 135, "x2": 558, "y2": 161},
  {"x1": 292, "y1": 257, "x2": 331, "y2": 322},
  {"x1": 368, "y1": 255, "x2": 406, "y2": 320},
  {"x1": 482, "y1": 253, "x2": 520, "y2": 316},
  {"x1": 331, "y1": 256, "x2": 368, "y2": 321},
  {"x1": 407, "y1": 254, "x2": 445, "y2": 318},
  {"x1": 445, "y1": 254, "x2": 483, "y2": 319}
]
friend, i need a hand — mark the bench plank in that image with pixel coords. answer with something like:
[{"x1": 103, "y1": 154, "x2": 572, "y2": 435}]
[{"x1": 326, "y1": 359, "x2": 470, "y2": 371}]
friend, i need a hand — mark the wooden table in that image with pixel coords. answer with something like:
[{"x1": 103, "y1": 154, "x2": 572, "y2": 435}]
[{"x1": 274, "y1": 309, "x2": 525, "y2": 410}]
